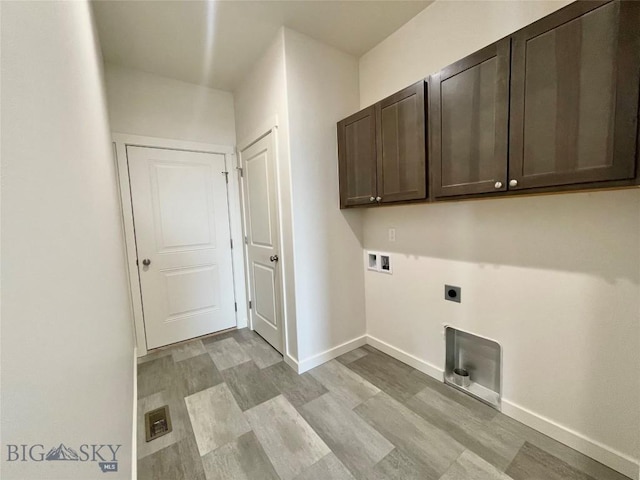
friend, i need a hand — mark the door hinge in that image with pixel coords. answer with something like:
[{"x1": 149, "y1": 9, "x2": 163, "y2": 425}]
[
  {"x1": 222, "y1": 171, "x2": 229, "y2": 183},
  {"x1": 136, "y1": 259, "x2": 139, "y2": 266},
  {"x1": 230, "y1": 238, "x2": 233, "y2": 249},
  {"x1": 234, "y1": 302, "x2": 237, "y2": 312},
  {"x1": 236, "y1": 167, "x2": 243, "y2": 177},
  {"x1": 249, "y1": 300, "x2": 252, "y2": 309},
  {"x1": 244, "y1": 236, "x2": 248, "y2": 244}
]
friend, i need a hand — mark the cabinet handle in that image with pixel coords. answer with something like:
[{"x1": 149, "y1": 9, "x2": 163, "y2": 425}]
[
  {"x1": 376, "y1": 196, "x2": 382, "y2": 202},
  {"x1": 494, "y1": 181, "x2": 503, "y2": 189},
  {"x1": 509, "y1": 179, "x2": 518, "y2": 187},
  {"x1": 370, "y1": 196, "x2": 375, "y2": 202}
]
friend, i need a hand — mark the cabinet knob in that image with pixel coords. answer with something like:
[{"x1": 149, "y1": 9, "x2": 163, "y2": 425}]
[
  {"x1": 370, "y1": 196, "x2": 375, "y2": 202},
  {"x1": 509, "y1": 179, "x2": 518, "y2": 187},
  {"x1": 494, "y1": 181, "x2": 503, "y2": 189},
  {"x1": 376, "y1": 196, "x2": 382, "y2": 202},
  {"x1": 142, "y1": 258, "x2": 151, "y2": 266}
]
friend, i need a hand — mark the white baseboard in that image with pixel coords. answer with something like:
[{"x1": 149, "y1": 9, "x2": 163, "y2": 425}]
[
  {"x1": 366, "y1": 335, "x2": 444, "y2": 381},
  {"x1": 364, "y1": 335, "x2": 639, "y2": 480},
  {"x1": 296, "y1": 335, "x2": 367, "y2": 373},
  {"x1": 284, "y1": 353, "x2": 299, "y2": 372},
  {"x1": 132, "y1": 347, "x2": 137, "y2": 480},
  {"x1": 502, "y1": 399, "x2": 639, "y2": 480}
]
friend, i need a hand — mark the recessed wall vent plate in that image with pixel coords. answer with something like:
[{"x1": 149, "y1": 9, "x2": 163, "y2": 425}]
[
  {"x1": 445, "y1": 285, "x2": 461, "y2": 303},
  {"x1": 145, "y1": 405, "x2": 172, "y2": 442}
]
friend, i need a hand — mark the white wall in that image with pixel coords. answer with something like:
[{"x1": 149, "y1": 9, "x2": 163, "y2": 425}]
[
  {"x1": 233, "y1": 29, "x2": 300, "y2": 363},
  {"x1": 283, "y1": 29, "x2": 366, "y2": 368},
  {"x1": 1, "y1": 2, "x2": 134, "y2": 479},
  {"x1": 105, "y1": 63, "x2": 236, "y2": 145},
  {"x1": 359, "y1": 1, "x2": 640, "y2": 477}
]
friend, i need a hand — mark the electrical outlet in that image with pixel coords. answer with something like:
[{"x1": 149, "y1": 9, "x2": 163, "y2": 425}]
[{"x1": 388, "y1": 228, "x2": 396, "y2": 242}]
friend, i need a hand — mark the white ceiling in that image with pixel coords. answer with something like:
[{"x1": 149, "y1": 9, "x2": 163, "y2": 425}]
[{"x1": 92, "y1": 0, "x2": 432, "y2": 92}]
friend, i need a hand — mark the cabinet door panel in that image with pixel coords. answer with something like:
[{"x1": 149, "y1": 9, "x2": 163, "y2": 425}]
[
  {"x1": 376, "y1": 82, "x2": 427, "y2": 203},
  {"x1": 338, "y1": 106, "x2": 377, "y2": 207},
  {"x1": 509, "y1": 0, "x2": 639, "y2": 189},
  {"x1": 430, "y1": 39, "x2": 510, "y2": 198}
]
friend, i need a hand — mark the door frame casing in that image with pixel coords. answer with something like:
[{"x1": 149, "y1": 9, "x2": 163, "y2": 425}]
[{"x1": 112, "y1": 133, "x2": 246, "y2": 356}]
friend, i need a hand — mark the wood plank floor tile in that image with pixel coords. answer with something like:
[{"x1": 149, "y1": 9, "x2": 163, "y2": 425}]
[
  {"x1": 137, "y1": 347, "x2": 174, "y2": 366},
  {"x1": 137, "y1": 443, "x2": 185, "y2": 480},
  {"x1": 201, "y1": 329, "x2": 238, "y2": 346},
  {"x1": 405, "y1": 385, "x2": 521, "y2": 471},
  {"x1": 410, "y1": 369, "x2": 498, "y2": 422},
  {"x1": 492, "y1": 415, "x2": 630, "y2": 480},
  {"x1": 294, "y1": 453, "x2": 355, "y2": 480},
  {"x1": 206, "y1": 337, "x2": 252, "y2": 371},
  {"x1": 137, "y1": 355, "x2": 176, "y2": 399},
  {"x1": 336, "y1": 348, "x2": 368, "y2": 365},
  {"x1": 440, "y1": 450, "x2": 514, "y2": 480},
  {"x1": 221, "y1": 360, "x2": 280, "y2": 411},
  {"x1": 506, "y1": 442, "x2": 597, "y2": 480},
  {"x1": 201, "y1": 431, "x2": 279, "y2": 480},
  {"x1": 237, "y1": 332, "x2": 283, "y2": 369},
  {"x1": 367, "y1": 448, "x2": 437, "y2": 480},
  {"x1": 309, "y1": 360, "x2": 379, "y2": 409},
  {"x1": 171, "y1": 339, "x2": 207, "y2": 362},
  {"x1": 262, "y1": 361, "x2": 328, "y2": 408},
  {"x1": 354, "y1": 391, "x2": 465, "y2": 478},
  {"x1": 185, "y1": 383, "x2": 251, "y2": 456},
  {"x1": 176, "y1": 434, "x2": 206, "y2": 480},
  {"x1": 175, "y1": 353, "x2": 223, "y2": 396},
  {"x1": 300, "y1": 393, "x2": 394, "y2": 479},
  {"x1": 346, "y1": 348, "x2": 431, "y2": 403},
  {"x1": 244, "y1": 395, "x2": 330, "y2": 480}
]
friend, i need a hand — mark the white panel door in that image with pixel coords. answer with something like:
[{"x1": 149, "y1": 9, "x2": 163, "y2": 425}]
[
  {"x1": 241, "y1": 133, "x2": 283, "y2": 352},
  {"x1": 128, "y1": 146, "x2": 235, "y2": 349}
]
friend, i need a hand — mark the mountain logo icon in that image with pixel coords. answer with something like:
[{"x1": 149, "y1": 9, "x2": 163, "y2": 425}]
[{"x1": 45, "y1": 443, "x2": 80, "y2": 461}]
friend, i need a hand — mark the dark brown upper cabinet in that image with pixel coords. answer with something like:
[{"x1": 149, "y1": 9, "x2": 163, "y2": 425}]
[
  {"x1": 338, "y1": 82, "x2": 427, "y2": 208},
  {"x1": 376, "y1": 82, "x2": 427, "y2": 203},
  {"x1": 509, "y1": 0, "x2": 640, "y2": 191},
  {"x1": 429, "y1": 39, "x2": 511, "y2": 198},
  {"x1": 337, "y1": 106, "x2": 377, "y2": 208}
]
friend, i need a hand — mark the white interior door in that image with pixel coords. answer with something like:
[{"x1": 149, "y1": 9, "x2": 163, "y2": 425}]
[
  {"x1": 128, "y1": 146, "x2": 235, "y2": 349},
  {"x1": 241, "y1": 132, "x2": 283, "y2": 353}
]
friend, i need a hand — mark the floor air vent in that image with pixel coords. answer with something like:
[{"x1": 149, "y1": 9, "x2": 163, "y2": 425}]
[{"x1": 144, "y1": 405, "x2": 172, "y2": 442}]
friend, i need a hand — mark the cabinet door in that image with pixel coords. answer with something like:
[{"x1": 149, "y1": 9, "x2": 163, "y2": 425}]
[
  {"x1": 337, "y1": 106, "x2": 377, "y2": 208},
  {"x1": 430, "y1": 39, "x2": 510, "y2": 198},
  {"x1": 376, "y1": 82, "x2": 427, "y2": 203},
  {"x1": 509, "y1": 0, "x2": 640, "y2": 190}
]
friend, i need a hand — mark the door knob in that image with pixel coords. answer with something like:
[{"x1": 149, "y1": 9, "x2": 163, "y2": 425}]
[
  {"x1": 376, "y1": 196, "x2": 382, "y2": 202},
  {"x1": 269, "y1": 255, "x2": 279, "y2": 262},
  {"x1": 369, "y1": 196, "x2": 375, "y2": 202},
  {"x1": 509, "y1": 179, "x2": 518, "y2": 187},
  {"x1": 494, "y1": 181, "x2": 503, "y2": 189},
  {"x1": 142, "y1": 259, "x2": 151, "y2": 266}
]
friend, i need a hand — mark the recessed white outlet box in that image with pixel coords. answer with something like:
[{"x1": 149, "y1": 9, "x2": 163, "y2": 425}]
[
  {"x1": 388, "y1": 228, "x2": 396, "y2": 242},
  {"x1": 366, "y1": 251, "x2": 392, "y2": 274},
  {"x1": 380, "y1": 254, "x2": 392, "y2": 274},
  {"x1": 367, "y1": 252, "x2": 379, "y2": 271}
]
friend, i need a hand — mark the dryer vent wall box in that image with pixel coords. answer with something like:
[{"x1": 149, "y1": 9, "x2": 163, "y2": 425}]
[{"x1": 366, "y1": 251, "x2": 392, "y2": 274}]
